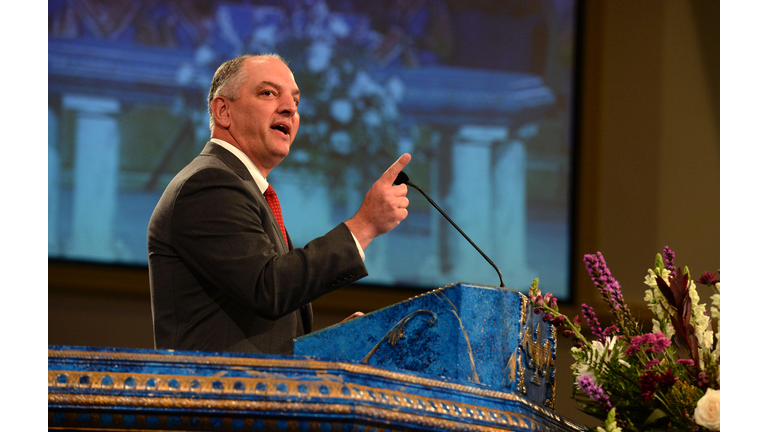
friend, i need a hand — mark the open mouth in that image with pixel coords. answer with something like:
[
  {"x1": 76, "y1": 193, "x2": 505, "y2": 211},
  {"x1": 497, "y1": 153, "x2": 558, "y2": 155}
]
[{"x1": 271, "y1": 124, "x2": 290, "y2": 136}]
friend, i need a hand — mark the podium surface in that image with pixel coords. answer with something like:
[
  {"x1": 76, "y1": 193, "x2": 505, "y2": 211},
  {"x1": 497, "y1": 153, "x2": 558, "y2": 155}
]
[{"x1": 296, "y1": 282, "x2": 557, "y2": 407}]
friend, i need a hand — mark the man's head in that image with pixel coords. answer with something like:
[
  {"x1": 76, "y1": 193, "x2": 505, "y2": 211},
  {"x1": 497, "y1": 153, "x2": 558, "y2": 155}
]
[{"x1": 208, "y1": 54, "x2": 301, "y2": 177}]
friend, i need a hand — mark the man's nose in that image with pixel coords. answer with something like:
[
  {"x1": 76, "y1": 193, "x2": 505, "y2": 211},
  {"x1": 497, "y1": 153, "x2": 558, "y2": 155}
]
[{"x1": 278, "y1": 95, "x2": 297, "y2": 116}]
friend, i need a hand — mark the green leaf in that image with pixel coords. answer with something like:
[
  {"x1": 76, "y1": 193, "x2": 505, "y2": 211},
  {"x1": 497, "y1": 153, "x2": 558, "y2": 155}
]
[{"x1": 640, "y1": 409, "x2": 668, "y2": 428}]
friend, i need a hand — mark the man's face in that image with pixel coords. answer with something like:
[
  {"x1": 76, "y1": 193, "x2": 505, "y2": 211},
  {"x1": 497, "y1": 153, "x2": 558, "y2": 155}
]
[{"x1": 227, "y1": 57, "x2": 301, "y2": 174}]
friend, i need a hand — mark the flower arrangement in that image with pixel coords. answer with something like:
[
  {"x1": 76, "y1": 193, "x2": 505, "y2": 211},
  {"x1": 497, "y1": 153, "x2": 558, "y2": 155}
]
[{"x1": 529, "y1": 247, "x2": 720, "y2": 431}]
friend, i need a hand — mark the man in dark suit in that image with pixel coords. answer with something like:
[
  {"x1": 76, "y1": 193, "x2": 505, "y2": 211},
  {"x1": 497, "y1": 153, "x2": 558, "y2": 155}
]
[{"x1": 148, "y1": 53, "x2": 411, "y2": 354}]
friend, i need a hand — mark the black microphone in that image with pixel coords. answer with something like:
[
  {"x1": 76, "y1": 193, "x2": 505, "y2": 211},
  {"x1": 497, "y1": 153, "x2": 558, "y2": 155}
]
[{"x1": 394, "y1": 171, "x2": 505, "y2": 288}]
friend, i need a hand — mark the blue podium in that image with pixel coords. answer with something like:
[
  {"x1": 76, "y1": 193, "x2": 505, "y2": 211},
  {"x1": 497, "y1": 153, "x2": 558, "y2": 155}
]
[
  {"x1": 295, "y1": 283, "x2": 557, "y2": 408},
  {"x1": 48, "y1": 283, "x2": 584, "y2": 431}
]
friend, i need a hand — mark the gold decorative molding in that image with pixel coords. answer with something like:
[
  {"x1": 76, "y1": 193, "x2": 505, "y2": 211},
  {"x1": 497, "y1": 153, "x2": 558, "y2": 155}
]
[
  {"x1": 49, "y1": 368, "x2": 537, "y2": 426},
  {"x1": 49, "y1": 346, "x2": 576, "y2": 430},
  {"x1": 49, "y1": 370, "x2": 551, "y2": 431},
  {"x1": 49, "y1": 348, "x2": 541, "y2": 407}
]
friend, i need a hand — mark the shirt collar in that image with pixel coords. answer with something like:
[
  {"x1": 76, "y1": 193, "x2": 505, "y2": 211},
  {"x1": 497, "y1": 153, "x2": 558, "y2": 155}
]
[{"x1": 209, "y1": 138, "x2": 268, "y2": 194}]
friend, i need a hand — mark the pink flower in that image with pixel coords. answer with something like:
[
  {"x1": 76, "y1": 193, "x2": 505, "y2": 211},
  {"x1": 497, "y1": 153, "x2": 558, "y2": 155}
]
[
  {"x1": 651, "y1": 332, "x2": 672, "y2": 352},
  {"x1": 573, "y1": 315, "x2": 581, "y2": 326},
  {"x1": 644, "y1": 359, "x2": 660, "y2": 369},
  {"x1": 626, "y1": 332, "x2": 671, "y2": 356}
]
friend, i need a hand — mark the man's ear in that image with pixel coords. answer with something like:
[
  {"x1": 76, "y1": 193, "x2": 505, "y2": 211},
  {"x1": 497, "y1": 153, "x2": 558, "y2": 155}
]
[{"x1": 211, "y1": 96, "x2": 231, "y2": 129}]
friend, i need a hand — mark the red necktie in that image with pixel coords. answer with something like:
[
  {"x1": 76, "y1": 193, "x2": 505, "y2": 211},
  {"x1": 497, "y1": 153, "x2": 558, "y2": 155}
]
[{"x1": 263, "y1": 185, "x2": 288, "y2": 247}]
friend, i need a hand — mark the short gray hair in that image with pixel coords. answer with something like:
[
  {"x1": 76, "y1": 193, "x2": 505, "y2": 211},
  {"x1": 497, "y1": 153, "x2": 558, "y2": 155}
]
[{"x1": 207, "y1": 53, "x2": 289, "y2": 132}]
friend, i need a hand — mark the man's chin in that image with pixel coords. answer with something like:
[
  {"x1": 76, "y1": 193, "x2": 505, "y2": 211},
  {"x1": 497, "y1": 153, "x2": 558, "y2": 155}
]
[{"x1": 269, "y1": 144, "x2": 291, "y2": 162}]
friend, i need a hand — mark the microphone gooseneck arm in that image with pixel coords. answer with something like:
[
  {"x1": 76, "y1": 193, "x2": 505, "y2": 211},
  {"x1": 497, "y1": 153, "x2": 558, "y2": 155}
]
[{"x1": 394, "y1": 171, "x2": 505, "y2": 288}]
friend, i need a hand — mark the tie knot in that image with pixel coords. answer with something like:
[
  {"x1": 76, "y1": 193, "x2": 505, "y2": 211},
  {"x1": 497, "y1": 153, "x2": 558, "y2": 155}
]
[{"x1": 264, "y1": 185, "x2": 276, "y2": 197}]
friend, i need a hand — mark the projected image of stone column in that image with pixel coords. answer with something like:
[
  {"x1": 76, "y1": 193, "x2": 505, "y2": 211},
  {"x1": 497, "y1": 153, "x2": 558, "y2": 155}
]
[{"x1": 63, "y1": 95, "x2": 122, "y2": 262}]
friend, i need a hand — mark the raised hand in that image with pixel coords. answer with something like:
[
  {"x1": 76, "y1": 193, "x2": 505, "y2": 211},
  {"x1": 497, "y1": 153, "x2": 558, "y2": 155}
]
[{"x1": 344, "y1": 153, "x2": 411, "y2": 250}]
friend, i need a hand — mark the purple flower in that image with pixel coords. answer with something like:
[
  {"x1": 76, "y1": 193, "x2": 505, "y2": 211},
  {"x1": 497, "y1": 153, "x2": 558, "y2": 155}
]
[
  {"x1": 577, "y1": 374, "x2": 613, "y2": 412},
  {"x1": 582, "y1": 304, "x2": 605, "y2": 342},
  {"x1": 677, "y1": 359, "x2": 695, "y2": 366},
  {"x1": 584, "y1": 252, "x2": 626, "y2": 309},
  {"x1": 582, "y1": 252, "x2": 639, "y2": 335},
  {"x1": 662, "y1": 246, "x2": 676, "y2": 278}
]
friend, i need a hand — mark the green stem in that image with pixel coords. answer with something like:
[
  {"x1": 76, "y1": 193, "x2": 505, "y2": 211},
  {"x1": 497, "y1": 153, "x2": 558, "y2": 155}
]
[{"x1": 536, "y1": 303, "x2": 590, "y2": 347}]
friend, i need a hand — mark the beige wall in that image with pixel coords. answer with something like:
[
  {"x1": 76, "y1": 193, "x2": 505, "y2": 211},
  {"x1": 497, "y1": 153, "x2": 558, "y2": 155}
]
[
  {"x1": 48, "y1": 1, "x2": 719, "y2": 427},
  {"x1": 574, "y1": 0, "x2": 718, "y2": 313}
]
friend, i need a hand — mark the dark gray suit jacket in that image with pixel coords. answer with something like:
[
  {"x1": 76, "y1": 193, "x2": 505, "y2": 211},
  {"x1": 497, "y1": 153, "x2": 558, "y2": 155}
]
[{"x1": 148, "y1": 142, "x2": 367, "y2": 354}]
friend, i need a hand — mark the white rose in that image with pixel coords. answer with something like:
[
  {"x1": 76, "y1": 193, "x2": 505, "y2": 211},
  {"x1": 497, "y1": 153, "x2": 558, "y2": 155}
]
[{"x1": 694, "y1": 388, "x2": 720, "y2": 430}]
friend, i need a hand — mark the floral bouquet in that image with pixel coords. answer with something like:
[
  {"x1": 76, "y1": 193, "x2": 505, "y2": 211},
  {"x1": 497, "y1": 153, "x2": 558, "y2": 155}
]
[{"x1": 529, "y1": 247, "x2": 720, "y2": 431}]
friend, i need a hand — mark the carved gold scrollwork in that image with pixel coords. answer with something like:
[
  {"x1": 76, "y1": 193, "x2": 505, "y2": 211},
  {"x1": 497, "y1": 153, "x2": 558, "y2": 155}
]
[
  {"x1": 518, "y1": 296, "x2": 529, "y2": 339},
  {"x1": 522, "y1": 326, "x2": 555, "y2": 384},
  {"x1": 511, "y1": 321, "x2": 555, "y2": 408},
  {"x1": 517, "y1": 355, "x2": 527, "y2": 395}
]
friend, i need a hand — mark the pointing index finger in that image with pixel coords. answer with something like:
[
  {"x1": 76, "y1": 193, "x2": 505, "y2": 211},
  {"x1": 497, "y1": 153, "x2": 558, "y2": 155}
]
[{"x1": 381, "y1": 153, "x2": 411, "y2": 184}]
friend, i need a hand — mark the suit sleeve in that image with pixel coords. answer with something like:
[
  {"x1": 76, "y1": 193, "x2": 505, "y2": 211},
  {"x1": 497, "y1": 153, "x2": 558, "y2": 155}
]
[{"x1": 169, "y1": 166, "x2": 367, "y2": 320}]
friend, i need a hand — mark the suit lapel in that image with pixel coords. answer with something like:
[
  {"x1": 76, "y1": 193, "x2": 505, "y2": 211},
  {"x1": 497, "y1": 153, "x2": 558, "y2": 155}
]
[{"x1": 201, "y1": 142, "x2": 290, "y2": 254}]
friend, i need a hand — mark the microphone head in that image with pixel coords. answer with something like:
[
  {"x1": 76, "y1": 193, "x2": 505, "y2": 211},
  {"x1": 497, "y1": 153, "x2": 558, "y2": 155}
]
[{"x1": 394, "y1": 171, "x2": 410, "y2": 186}]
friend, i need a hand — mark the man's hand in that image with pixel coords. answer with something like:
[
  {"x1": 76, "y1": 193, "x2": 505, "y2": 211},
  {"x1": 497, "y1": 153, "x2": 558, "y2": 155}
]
[
  {"x1": 342, "y1": 311, "x2": 364, "y2": 322},
  {"x1": 345, "y1": 153, "x2": 411, "y2": 250}
]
